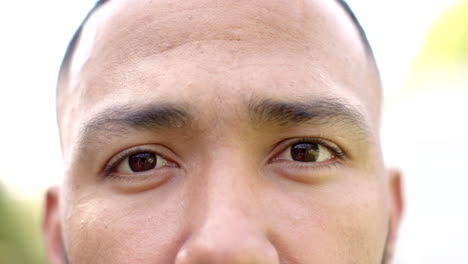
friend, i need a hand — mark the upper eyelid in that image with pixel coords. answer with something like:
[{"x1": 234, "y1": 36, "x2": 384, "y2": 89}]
[
  {"x1": 102, "y1": 138, "x2": 345, "y2": 175},
  {"x1": 103, "y1": 145, "x2": 173, "y2": 175},
  {"x1": 269, "y1": 137, "x2": 346, "y2": 163}
]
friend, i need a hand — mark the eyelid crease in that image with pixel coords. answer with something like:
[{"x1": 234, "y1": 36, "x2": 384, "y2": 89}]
[
  {"x1": 269, "y1": 137, "x2": 347, "y2": 163},
  {"x1": 102, "y1": 145, "x2": 175, "y2": 177}
]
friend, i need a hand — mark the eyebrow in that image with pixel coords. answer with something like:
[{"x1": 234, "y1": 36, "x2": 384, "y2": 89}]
[
  {"x1": 79, "y1": 104, "x2": 191, "y2": 148},
  {"x1": 78, "y1": 97, "x2": 371, "y2": 150},
  {"x1": 248, "y1": 97, "x2": 371, "y2": 138}
]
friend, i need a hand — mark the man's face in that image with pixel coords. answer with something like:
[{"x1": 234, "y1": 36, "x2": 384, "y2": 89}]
[{"x1": 44, "y1": 0, "x2": 403, "y2": 263}]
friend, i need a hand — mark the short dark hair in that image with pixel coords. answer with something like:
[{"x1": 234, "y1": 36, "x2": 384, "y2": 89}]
[{"x1": 59, "y1": 0, "x2": 374, "y2": 76}]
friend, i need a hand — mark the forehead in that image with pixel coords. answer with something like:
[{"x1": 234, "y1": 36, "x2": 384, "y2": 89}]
[{"x1": 58, "y1": 0, "x2": 380, "y2": 151}]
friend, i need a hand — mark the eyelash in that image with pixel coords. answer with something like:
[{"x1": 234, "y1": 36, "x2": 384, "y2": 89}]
[
  {"x1": 102, "y1": 146, "x2": 172, "y2": 177},
  {"x1": 102, "y1": 137, "x2": 345, "y2": 178},
  {"x1": 264, "y1": 137, "x2": 348, "y2": 180},
  {"x1": 271, "y1": 137, "x2": 346, "y2": 162}
]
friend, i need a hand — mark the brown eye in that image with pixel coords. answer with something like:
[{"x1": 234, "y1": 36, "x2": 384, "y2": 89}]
[
  {"x1": 128, "y1": 152, "x2": 156, "y2": 172},
  {"x1": 110, "y1": 150, "x2": 173, "y2": 175},
  {"x1": 291, "y1": 143, "x2": 321, "y2": 162},
  {"x1": 276, "y1": 141, "x2": 335, "y2": 163}
]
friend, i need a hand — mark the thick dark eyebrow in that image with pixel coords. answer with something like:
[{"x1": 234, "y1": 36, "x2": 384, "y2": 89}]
[
  {"x1": 79, "y1": 103, "x2": 191, "y2": 148},
  {"x1": 78, "y1": 98, "x2": 370, "y2": 151},
  {"x1": 248, "y1": 98, "x2": 371, "y2": 139}
]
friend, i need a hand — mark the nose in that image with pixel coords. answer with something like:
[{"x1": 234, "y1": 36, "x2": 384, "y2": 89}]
[
  {"x1": 174, "y1": 167, "x2": 279, "y2": 264},
  {"x1": 174, "y1": 226, "x2": 279, "y2": 264}
]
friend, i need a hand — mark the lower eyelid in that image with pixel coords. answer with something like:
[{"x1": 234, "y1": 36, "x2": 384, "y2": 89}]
[
  {"x1": 268, "y1": 159, "x2": 342, "y2": 184},
  {"x1": 113, "y1": 154, "x2": 174, "y2": 175},
  {"x1": 272, "y1": 155, "x2": 338, "y2": 165},
  {"x1": 108, "y1": 164, "x2": 176, "y2": 177},
  {"x1": 103, "y1": 146, "x2": 178, "y2": 176},
  {"x1": 274, "y1": 158, "x2": 340, "y2": 167},
  {"x1": 105, "y1": 167, "x2": 179, "y2": 192},
  {"x1": 274, "y1": 143, "x2": 336, "y2": 162}
]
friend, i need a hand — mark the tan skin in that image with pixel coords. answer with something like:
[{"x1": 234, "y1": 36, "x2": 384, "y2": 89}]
[{"x1": 44, "y1": 0, "x2": 403, "y2": 263}]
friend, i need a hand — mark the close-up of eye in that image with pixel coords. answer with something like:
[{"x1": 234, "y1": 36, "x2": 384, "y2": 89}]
[
  {"x1": 275, "y1": 140, "x2": 343, "y2": 164},
  {"x1": 108, "y1": 149, "x2": 177, "y2": 176}
]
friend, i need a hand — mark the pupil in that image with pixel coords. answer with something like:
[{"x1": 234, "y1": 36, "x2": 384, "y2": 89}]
[
  {"x1": 291, "y1": 143, "x2": 319, "y2": 162},
  {"x1": 128, "y1": 152, "x2": 157, "y2": 172}
]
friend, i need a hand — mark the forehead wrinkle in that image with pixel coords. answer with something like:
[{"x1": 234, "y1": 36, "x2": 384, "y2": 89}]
[
  {"x1": 58, "y1": 0, "x2": 383, "y2": 156},
  {"x1": 71, "y1": 0, "x2": 339, "y2": 75},
  {"x1": 60, "y1": 0, "x2": 380, "y2": 115}
]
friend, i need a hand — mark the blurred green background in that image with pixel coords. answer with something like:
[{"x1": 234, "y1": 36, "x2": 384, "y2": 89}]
[{"x1": 0, "y1": 185, "x2": 46, "y2": 263}]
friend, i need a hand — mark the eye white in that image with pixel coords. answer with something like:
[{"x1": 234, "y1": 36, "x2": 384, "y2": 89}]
[
  {"x1": 277, "y1": 142, "x2": 335, "y2": 162},
  {"x1": 114, "y1": 152, "x2": 171, "y2": 174}
]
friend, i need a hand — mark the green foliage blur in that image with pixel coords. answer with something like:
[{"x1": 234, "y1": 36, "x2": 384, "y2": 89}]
[{"x1": 0, "y1": 184, "x2": 47, "y2": 264}]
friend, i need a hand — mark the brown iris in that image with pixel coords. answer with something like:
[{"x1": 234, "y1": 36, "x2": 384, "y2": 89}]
[
  {"x1": 290, "y1": 143, "x2": 321, "y2": 162},
  {"x1": 128, "y1": 152, "x2": 157, "y2": 172}
]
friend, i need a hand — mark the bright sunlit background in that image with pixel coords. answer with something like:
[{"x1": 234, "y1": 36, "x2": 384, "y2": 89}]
[{"x1": 1, "y1": 0, "x2": 467, "y2": 263}]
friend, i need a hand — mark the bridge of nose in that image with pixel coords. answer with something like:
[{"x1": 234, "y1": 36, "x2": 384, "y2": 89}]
[{"x1": 175, "y1": 154, "x2": 280, "y2": 264}]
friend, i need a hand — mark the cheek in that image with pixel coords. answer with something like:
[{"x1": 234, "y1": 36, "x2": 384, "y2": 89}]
[
  {"x1": 266, "y1": 174, "x2": 389, "y2": 263},
  {"x1": 63, "y1": 190, "x2": 187, "y2": 263}
]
